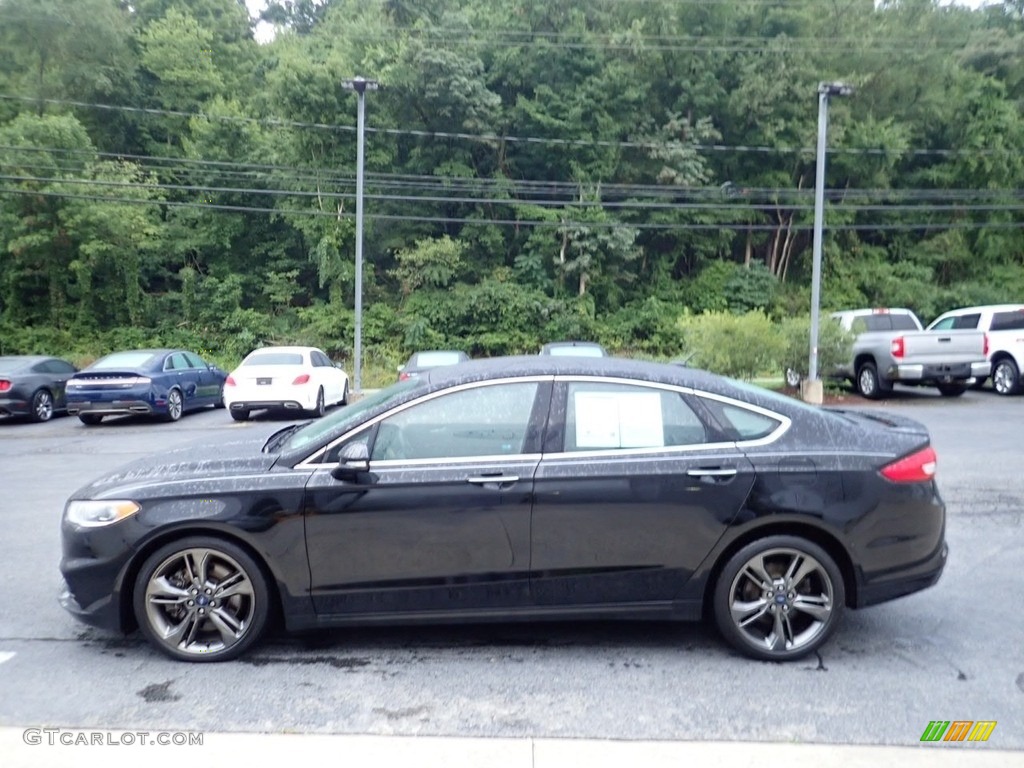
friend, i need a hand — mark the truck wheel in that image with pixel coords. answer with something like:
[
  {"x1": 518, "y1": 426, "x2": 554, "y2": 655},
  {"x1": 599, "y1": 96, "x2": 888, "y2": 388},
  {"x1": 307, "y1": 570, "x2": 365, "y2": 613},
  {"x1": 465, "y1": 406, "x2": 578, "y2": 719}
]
[
  {"x1": 856, "y1": 362, "x2": 889, "y2": 399},
  {"x1": 992, "y1": 359, "x2": 1020, "y2": 396},
  {"x1": 937, "y1": 384, "x2": 967, "y2": 397}
]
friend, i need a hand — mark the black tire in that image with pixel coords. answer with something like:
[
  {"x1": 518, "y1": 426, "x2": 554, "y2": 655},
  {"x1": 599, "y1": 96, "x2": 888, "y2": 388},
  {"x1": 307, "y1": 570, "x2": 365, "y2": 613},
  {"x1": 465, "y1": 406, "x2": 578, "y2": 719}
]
[
  {"x1": 340, "y1": 381, "x2": 349, "y2": 406},
  {"x1": 992, "y1": 358, "x2": 1020, "y2": 396},
  {"x1": 215, "y1": 385, "x2": 226, "y2": 409},
  {"x1": 713, "y1": 535, "x2": 845, "y2": 662},
  {"x1": 162, "y1": 388, "x2": 183, "y2": 422},
  {"x1": 133, "y1": 536, "x2": 270, "y2": 662},
  {"x1": 229, "y1": 409, "x2": 249, "y2": 422},
  {"x1": 855, "y1": 361, "x2": 889, "y2": 399},
  {"x1": 309, "y1": 387, "x2": 325, "y2": 418},
  {"x1": 78, "y1": 413, "x2": 103, "y2": 426},
  {"x1": 29, "y1": 389, "x2": 54, "y2": 423},
  {"x1": 936, "y1": 384, "x2": 967, "y2": 397}
]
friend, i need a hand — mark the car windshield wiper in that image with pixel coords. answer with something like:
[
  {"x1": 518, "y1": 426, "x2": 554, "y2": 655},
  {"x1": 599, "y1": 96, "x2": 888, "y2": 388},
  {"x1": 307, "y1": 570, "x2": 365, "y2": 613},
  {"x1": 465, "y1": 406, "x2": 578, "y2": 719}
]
[{"x1": 263, "y1": 422, "x2": 308, "y2": 453}]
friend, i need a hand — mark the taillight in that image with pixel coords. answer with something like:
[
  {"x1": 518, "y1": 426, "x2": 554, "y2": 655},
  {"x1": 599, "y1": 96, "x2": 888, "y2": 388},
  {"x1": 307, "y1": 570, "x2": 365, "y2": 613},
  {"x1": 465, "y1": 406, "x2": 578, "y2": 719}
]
[
  {"x1": 292, "y1": 374, "x2": 310, "y2": 385},
  {"x1": 0, "y1": 379, "x2": 10, "y2": 392},
  {"x1": 225, "y1": 376, "x2": 236, "y2": 386},
  {"x1": 890, "y1": 336, "x2": 905, "y2": 359},
  {"x1": 398, "y1": 372, "x2": 410, "y2": 381},
  {"x1": 983, "y1": 333, "x2": 989, "y2": 357},
  {"x1": 881, "y1": 446, "x2": 937, "y2": 483}
]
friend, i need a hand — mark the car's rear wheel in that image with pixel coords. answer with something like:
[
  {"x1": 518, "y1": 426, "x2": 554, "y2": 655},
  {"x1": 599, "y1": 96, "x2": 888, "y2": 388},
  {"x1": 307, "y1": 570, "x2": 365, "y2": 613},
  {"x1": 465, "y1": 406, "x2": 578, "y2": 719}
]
[
  {"x1": 309, "y1": 387, "x2": 325, "y2": 418},
  {"x1": 713, "y1": 536, "x2": 845, "y2": 661},
  {"x1": 30, "y1": 389, "x2": 54, "y2": 422},
  {"x1": 229, "y1": 409, "x2": 249, "y2": 422},
  {"x1": 78, "y1": 413, "x2": 103, "y2": 426},
  {"x1": 936, "y1": 384, "x2": 967, "y2": 397},
  {"x1": 992, "y1": 359, "x2": 1020, "y2": 396},
  {"x1": 163, "y1": 388, "x2": 183, "y2": 422},
  {"x1": 133, "y1": 537, "x2": 270, "y2": 662},
  {"x1": 856, "y1": 361, "x2": 889, "y2": 399}
]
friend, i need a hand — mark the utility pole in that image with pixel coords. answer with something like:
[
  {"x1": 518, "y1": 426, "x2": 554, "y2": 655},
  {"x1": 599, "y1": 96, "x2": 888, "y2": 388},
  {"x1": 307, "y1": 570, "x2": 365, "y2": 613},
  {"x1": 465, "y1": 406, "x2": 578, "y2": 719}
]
[
  {"x1": 806, "y1": 81, "x2": 854, "y2": 404},
  {"x1": 341, "y1": 76, "x2": 379, "y2": 394}
]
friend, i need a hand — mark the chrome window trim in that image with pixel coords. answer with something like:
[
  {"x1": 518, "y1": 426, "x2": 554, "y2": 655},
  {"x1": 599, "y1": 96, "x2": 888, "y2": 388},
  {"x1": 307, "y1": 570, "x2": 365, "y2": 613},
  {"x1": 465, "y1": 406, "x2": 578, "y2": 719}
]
[
  {"x1": 296, "y1": 375, "x2": 554, "y2": 468},
  {"x1": 366, "y1": 453, "x2": 544, "y2": 470}
]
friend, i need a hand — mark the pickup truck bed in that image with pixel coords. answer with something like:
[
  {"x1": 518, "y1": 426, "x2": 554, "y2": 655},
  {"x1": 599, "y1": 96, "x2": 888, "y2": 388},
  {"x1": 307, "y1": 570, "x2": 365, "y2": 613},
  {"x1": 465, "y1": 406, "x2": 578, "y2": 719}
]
[{"x1": 832, "y1": 308, "x2": 991, "y2": 399}]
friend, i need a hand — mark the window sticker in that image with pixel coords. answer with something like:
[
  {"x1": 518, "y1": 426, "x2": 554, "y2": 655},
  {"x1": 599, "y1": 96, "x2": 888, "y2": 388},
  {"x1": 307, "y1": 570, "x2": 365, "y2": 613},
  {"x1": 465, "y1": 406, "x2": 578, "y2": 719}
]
[{"x1": 574, "y1": 391, "x2": 664, "y2": 449}]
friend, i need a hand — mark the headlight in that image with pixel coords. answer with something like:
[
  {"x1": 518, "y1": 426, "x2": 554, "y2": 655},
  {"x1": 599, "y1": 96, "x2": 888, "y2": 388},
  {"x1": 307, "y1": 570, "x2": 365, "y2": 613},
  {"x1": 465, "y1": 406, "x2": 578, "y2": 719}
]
[{"x1": 65, "y1": 500, "x2": 141, "y2": 527}]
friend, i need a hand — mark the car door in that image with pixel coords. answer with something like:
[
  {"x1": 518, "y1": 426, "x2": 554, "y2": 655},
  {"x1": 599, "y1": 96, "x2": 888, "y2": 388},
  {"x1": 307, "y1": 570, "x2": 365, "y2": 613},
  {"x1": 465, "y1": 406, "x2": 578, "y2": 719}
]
[
  {"x1": 183, "y1": 352, "x2": 218, "y2": 404},
  {"x1": 166, "y1": 352, "x2": 202, "y2": 408},
  {"x1": 303, "y1": 378, "x2": 552, "y2": 617},
  {"x1": 529, "y1": 378, "x2": 756, "y2": 607}
]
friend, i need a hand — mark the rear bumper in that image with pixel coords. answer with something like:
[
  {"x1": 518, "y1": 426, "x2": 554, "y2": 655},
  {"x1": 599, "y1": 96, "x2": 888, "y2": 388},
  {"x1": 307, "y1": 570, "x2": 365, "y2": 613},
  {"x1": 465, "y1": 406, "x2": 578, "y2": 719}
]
[
  {"x1": 0, "y1": 397, "x2": 30, "y2": 417},
  {"x1": 68, "y1": 400, "x2": 154, "y2": 416},
  {"x1": 228, "y1": 400, "x2": 304, "y2": 412},
  {"x1": 888, "y1": 361, "x2": 990, "y2": 382},
  {"x1": 857, "y1": 542, "x2": 948, "y2": 607}
]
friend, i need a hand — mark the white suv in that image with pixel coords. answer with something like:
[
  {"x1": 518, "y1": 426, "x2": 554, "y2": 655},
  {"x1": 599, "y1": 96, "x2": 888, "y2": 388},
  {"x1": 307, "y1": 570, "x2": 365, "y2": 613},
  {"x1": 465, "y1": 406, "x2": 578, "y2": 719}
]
[{"x1": 927, "y1": 304, "x2": 1024, "y2": 395}]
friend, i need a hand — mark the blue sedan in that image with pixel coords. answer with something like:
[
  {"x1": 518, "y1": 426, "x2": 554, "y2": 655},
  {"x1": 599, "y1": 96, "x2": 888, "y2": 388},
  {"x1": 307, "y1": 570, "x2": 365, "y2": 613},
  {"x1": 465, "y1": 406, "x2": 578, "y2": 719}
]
[{"x1": 66, "y1": 349, "x2": 227, "y2": 425}]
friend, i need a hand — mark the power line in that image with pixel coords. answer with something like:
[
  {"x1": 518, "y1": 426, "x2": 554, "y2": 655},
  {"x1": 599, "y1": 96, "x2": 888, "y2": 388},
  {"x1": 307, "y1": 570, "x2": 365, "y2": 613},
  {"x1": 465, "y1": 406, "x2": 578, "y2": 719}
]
[{"x1": 2, "y1": 94, "x2": 1019, "y2": 157}]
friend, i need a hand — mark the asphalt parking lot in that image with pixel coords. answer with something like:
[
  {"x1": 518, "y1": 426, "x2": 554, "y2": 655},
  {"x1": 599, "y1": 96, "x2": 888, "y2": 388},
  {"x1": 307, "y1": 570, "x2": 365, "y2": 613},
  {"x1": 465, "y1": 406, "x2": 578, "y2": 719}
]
[{"x1": 0, "y1": 387, "x2": 1020, "y2": 753}]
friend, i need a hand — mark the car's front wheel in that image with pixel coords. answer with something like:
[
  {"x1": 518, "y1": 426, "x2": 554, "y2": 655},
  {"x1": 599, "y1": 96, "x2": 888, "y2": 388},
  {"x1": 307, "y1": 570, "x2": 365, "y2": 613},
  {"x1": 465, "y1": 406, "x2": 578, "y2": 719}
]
[
  {"x1": 992, "y1": 358, "x2": 1020, "y2": 396},
  {"x1": 30, "y1": 389, "x2": 54, "y2": 422},
  {"x1": 713, "y1": 536, "x2": 845, "y2": 661},
  {"x1": 133, "y1": 537, "x2": 270, "y2": 662},
  {"x1": 340, "y1": 381, "x2": 349, "y2": 406},
  {"x1": 162, "y1": 388, "x2": 183, "y2": 422}
]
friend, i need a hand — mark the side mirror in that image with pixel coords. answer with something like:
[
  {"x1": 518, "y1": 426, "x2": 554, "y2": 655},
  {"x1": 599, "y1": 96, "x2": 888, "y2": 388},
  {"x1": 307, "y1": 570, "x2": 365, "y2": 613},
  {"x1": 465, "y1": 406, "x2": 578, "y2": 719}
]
[{"x1": 330, "y1": 442, "x2": 371, "y2": 481}]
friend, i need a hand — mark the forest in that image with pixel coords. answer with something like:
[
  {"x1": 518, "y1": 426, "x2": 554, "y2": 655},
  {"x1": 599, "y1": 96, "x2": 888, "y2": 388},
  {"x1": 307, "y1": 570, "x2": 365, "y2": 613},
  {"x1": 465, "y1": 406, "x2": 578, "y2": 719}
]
[{"x1": 1, "y1": 0, "x2": 1022, "y2": 381}]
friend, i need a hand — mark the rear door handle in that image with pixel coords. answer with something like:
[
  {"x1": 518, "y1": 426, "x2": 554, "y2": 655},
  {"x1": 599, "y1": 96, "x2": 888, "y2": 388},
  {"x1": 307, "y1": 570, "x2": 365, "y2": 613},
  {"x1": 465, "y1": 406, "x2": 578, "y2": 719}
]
[{"x1": 687, "y1": 468, "x2": 738, "y2": 478}]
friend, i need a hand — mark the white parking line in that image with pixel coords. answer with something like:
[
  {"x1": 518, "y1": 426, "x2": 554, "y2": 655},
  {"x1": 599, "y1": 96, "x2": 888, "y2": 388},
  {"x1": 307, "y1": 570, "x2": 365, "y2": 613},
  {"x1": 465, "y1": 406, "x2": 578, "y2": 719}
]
[{"x1": 0, "y1": 652, "x2": 15, "y2": 665}]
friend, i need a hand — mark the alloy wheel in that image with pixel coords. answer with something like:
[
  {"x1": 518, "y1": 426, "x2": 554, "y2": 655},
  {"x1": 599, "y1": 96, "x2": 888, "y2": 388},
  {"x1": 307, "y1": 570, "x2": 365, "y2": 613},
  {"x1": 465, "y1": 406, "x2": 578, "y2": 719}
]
[
  {"x1": 165, "y1": 389, "x2": 183, "y2": 421},
  {"x1": 714, "y1": 538, "x2": 843, "y2": 661},
  {"x1": 993, "y1": 360, "x2": 1019, "y2": 396},
  {"x1": 136, "y1": 542, "x2": 268, "y2": 661},
  {"x1": 31, "y1": 390, "x2": 54, "y2": 422}
]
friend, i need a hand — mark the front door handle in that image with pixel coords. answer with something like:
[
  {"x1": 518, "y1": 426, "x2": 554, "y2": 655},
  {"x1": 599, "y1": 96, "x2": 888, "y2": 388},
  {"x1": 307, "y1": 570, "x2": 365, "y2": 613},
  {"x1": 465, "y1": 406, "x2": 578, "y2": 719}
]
[
  {"x1": 467, "y1": 475, "x2": 520, "y2": 485},
  {"x1": 687, "y1": 468, "x2": 738, "y2": 479}
]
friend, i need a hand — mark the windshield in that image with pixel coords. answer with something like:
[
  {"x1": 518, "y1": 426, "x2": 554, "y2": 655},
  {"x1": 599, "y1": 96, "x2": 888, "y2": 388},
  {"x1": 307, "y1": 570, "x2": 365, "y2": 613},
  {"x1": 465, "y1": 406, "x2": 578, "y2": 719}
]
[
  {"x1": 91, "y1": 351, "x2": 157, "y2": 369},
  {"x1": 413, "y1": 351, "x2": 464, "y2": 367},
  {"x1": 244, "y1": 351, "x2": 304, "y2": 366},
  {"x1": 278, "y1": 378, "x2": 424, "y2": 453}
]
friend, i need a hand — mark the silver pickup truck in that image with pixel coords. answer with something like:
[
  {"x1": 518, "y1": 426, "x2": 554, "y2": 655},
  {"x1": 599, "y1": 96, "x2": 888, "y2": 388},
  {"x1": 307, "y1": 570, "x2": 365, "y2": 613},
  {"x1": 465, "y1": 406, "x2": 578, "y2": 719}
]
[{"x1": 831, "y1": 308, "x2": 990, "y2": 399}]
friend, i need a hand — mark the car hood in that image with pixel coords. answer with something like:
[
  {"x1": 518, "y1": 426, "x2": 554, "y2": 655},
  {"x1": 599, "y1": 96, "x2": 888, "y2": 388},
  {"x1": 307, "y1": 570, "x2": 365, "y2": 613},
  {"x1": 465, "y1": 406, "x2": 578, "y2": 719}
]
[{"x1": 69, "y1": 427, "x2": 285, "y2": 500}]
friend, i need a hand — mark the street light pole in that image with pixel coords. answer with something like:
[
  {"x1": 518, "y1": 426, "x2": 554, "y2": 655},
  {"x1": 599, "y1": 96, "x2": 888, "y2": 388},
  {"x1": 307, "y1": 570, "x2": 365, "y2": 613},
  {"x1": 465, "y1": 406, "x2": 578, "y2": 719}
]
[
  {"x1": 341, "y1": 76, "x2": 379, "y2": 394},
  {"x1": 806, "y1": 81, "x2": 853, "y2": 404}
]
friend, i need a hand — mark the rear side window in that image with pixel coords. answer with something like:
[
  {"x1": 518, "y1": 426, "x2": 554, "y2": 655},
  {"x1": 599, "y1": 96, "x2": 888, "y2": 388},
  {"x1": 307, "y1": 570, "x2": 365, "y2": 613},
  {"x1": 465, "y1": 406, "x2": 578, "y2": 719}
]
[
  {"x1": 991, "y1": 311, "x2": 1024, "y2": 332},
  {"x1": 951, "y1": 314, "x2": 981, "y2": 330},
  {"x1": 890, "y1": 314, "x2": 920, "y2": 331},
  {"x1": 563, "y1": 382, "x2": 706, "y2": 451}
]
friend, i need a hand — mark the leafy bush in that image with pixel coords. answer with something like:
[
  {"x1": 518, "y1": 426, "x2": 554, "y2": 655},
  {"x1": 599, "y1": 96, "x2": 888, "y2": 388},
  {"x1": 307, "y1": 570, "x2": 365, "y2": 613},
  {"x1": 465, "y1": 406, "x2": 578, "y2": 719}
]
[
  {"x1": 778, "y1": 314, "x2": 856, "y2": 383},
  {"x1": 676, "y1": 311, "x2": 786, "y2": 380}
]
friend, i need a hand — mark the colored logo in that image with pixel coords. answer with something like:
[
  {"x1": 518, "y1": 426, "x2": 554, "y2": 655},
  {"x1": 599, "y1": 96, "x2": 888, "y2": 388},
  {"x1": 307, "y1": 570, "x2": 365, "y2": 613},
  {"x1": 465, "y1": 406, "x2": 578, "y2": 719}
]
[{"x1": 921, "y1": 721, "x2": 997, "y2": 742}]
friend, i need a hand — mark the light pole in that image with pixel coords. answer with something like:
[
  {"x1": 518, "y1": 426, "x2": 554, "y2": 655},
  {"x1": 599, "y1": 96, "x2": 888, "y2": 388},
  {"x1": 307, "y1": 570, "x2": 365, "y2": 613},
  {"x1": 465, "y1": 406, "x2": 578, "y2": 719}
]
[
  {"x1": 341, "y1": 75, "x2": 379, "y2": 394},
  {"x1": 806, "y1": 81, "x2": 853, "y2": 404}
]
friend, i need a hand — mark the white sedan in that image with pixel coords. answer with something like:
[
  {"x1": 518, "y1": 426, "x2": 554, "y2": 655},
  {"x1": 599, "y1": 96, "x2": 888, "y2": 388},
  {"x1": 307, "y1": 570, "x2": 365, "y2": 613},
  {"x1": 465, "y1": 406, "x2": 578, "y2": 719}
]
[{"x1": 224, "y1": 346, "x2": 349, "y2": 421}]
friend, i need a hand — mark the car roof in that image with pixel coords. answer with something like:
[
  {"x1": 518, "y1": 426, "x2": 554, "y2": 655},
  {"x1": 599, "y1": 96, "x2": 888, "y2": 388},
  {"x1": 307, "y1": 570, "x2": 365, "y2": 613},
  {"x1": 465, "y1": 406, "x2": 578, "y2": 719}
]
[
  {"x1": 247, "y1": 346, "x2": 318, "y2": 355},
  {"x1": 422, "y1": 354, "x2": 724, "y2": 391},
  {"x1": 935, "y1": 304, "x2": 1024, "y2": 316}
]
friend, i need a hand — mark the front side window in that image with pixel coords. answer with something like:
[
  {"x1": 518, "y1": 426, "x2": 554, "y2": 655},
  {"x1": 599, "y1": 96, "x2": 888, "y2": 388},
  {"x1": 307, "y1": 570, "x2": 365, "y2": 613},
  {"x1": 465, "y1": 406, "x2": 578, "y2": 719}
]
[
  {"x1": 371, "y1": 382, "x2": 540, "y2": 461},
  {"x1": 563, "y1": 382, "x2": 706, "y2": 452}
]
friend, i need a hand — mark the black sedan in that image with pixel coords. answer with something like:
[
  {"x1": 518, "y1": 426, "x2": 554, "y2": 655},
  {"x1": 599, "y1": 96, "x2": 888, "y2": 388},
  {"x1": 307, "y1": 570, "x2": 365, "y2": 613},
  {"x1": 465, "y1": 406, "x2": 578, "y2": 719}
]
[
  {"x1": 65, "y1": 349, "x2": 227, "y2": 425},
  {"x1": 0, "y1": 355, "x2": 78, "y2": 422},
  {"x1": 59, "y1": 356, "x2": 947, "y2": 663}
]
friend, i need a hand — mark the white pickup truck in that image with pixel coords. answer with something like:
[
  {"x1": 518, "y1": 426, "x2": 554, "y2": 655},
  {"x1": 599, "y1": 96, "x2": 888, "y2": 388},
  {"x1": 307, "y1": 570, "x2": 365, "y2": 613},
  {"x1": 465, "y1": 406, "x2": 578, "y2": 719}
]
[
  {"x1": 926, "y1": 304, "x2": 1024, "y2": 396},
  {"x1": 831, "y1": 308, "x2": 991, "y2": 399}
]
